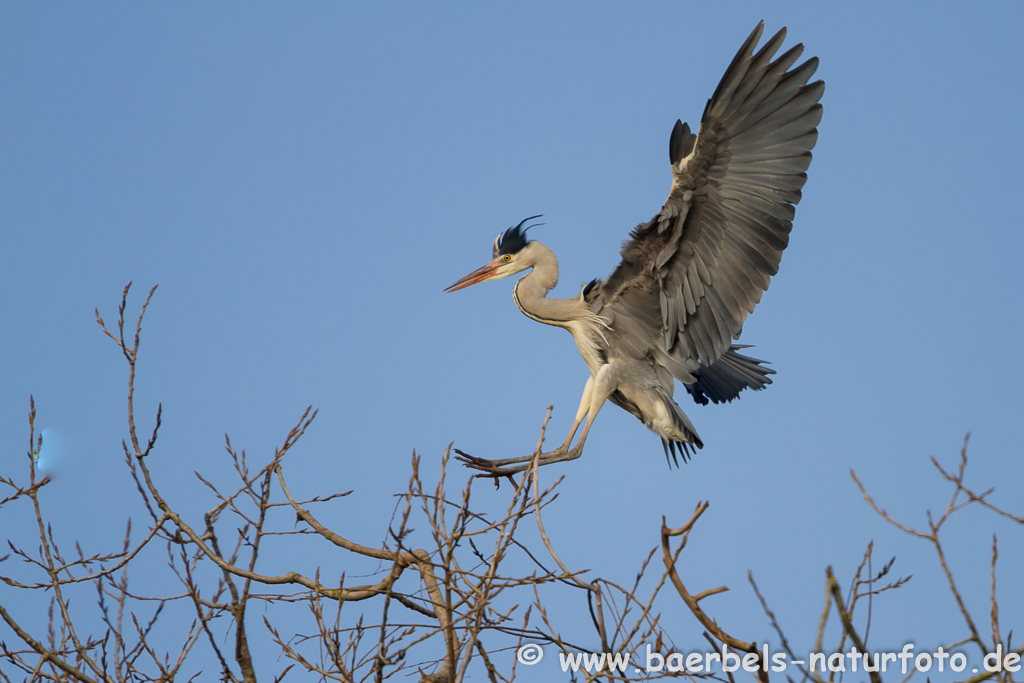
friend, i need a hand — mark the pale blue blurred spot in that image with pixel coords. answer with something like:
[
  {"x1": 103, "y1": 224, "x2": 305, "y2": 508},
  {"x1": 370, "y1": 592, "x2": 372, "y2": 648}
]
[{"x1": 36, "y1": 426, "x2": 67, "y2": 479}]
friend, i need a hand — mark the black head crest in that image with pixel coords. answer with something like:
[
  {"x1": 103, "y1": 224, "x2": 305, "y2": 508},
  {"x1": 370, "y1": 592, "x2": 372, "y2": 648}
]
[{"x1": 493, "y1": 215, "x2": 544, "y2": 258}]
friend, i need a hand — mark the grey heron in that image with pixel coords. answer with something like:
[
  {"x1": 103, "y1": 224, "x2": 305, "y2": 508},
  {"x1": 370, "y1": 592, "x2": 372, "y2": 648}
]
[{"x1": 446, "y1": 22, "x2": 823, "y2": 477}]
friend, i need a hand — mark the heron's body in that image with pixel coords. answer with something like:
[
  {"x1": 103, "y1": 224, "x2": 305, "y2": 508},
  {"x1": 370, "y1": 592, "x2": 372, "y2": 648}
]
[
  {"x1": 508, "y1": 240, "x2": 705, "y2": 458},
  {"x1": 446, "y1": 22, "x2": 823, "y2": 475}
]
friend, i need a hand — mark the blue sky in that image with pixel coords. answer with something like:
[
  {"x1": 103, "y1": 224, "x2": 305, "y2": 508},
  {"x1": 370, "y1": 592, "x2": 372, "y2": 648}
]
[{"x1": 2, "y1": 3, "x2": 1022, "y2": 679}]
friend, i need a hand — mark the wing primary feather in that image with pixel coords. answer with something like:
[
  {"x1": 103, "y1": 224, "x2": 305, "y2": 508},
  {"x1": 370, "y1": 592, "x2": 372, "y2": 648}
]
[
  {"x1": 719, "y1": 30, "x2": 790, "y2": 120},
  {"x1": 727, "y1": 44, "x2": 808, "y2": 122},
  {"x1": 705, "y1": 21, "x2": 766, "y2": 120}
]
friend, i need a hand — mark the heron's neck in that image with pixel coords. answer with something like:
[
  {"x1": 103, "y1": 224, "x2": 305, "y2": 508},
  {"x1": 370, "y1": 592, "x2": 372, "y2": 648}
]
[{"x1": 512, "y1": 242, "x2": 580, "y2": 328}]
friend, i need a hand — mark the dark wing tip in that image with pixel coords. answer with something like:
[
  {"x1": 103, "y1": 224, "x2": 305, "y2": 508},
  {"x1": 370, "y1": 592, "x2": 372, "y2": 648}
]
[
  {"x1": 709, "y1": 21, "x2": 768, "y2": 102},
  {"x1": 669, "y1": 120, "x2": 695, "y2": 165}
]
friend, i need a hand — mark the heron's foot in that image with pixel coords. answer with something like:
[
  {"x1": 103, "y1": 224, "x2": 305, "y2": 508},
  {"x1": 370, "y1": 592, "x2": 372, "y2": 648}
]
[
  {"x1": 453, "y1": 449, "x2": 521, "y2": 488},
  {"x1": 454, "y1": 444, "x2": 585, "y2": 487}
]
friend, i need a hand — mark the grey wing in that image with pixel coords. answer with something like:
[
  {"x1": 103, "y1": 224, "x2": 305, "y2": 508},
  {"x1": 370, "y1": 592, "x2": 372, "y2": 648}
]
[{"x1": 602, "y1": 21, "x2": 823, "y2": 371}]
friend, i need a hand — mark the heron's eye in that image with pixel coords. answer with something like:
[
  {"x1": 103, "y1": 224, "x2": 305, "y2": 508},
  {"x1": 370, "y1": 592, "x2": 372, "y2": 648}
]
[{"x1": 503, "y1": 254, "x2": 511, "y2": 262}]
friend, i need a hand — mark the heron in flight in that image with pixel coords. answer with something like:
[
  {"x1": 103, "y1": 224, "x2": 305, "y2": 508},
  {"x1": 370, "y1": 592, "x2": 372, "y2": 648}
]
[{"x1": 446, "y1": 22, "x2": 823, "y2": 477}]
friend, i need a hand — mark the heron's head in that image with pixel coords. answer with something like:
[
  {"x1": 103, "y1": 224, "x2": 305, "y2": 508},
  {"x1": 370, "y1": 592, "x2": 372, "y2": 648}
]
[{"x1": 444, "y1": 215, "x2": 544, "y2": 292}]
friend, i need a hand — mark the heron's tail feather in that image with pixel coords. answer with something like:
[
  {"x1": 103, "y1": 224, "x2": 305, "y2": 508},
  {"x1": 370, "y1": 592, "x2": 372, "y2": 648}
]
[
  {"x1": 657, "y1": 390, "x2": 703, "y2": 467},
  {"x1": 684, "y1": 344, "x2": 775, "y2": 406}
]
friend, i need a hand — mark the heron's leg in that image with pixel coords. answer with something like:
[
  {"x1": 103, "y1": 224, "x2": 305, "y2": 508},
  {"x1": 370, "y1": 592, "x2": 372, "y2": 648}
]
[
  {"x1": 458, "y1": 367, "x2": 616, "y2": 477},
  {"x1": 557, "y1": 375, "x2": 594, "y2": 451},
  {"x1": 456, "y1": 376, "x2": 594, "y2": 471},
  {"x1": 534, "y1": 368, "x2": 613, "y2": 466}
]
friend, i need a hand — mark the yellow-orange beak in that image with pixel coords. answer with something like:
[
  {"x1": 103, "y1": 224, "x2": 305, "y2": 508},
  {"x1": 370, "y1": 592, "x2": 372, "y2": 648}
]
[{"x1": 444, "y1": 260, "x2": 502, "y2": 292}]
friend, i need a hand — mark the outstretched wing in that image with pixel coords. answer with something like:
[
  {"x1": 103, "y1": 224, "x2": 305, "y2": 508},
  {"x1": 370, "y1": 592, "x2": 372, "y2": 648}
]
[{"x1": 602, "y1": 22, "x2": 823, "y2": 370}]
